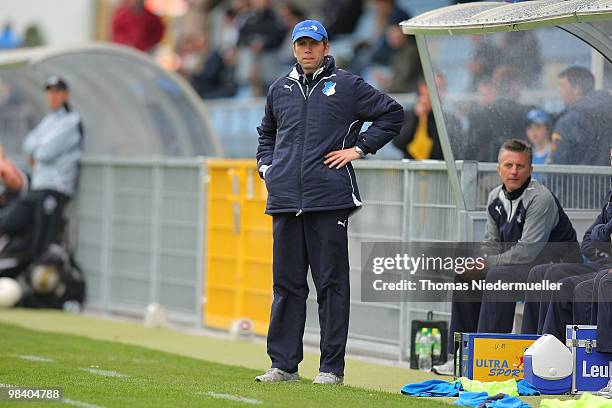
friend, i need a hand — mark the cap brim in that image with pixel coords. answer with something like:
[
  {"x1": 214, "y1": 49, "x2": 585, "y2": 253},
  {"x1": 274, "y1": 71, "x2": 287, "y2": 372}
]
[{"x1": 292, "y1": 32, "x2": 325, "y2": 43}]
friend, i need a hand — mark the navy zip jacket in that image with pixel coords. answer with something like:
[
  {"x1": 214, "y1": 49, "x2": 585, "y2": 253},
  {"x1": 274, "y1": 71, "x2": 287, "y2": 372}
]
[
  {"x1": 256, "y1": 56, "x2": 404, "y2": 215},
  {"x1": 581, "y1": 189, "x2": 612, "y2": 264}
]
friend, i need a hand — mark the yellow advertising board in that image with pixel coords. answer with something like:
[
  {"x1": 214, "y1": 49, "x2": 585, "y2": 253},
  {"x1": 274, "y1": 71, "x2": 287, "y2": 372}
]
[{"x1": 457, "y1": 333, "x2": 540, "y2": 382}]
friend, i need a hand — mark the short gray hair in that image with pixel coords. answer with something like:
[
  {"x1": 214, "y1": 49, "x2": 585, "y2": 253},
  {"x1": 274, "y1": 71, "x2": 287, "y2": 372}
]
[{"x1": 498, "y1": 139, "x2": 532, "y2": 163}]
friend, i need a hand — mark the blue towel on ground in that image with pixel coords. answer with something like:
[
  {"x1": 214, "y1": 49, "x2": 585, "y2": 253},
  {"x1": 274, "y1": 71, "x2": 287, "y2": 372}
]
[
  {"x1": 455, "y1": 392, "x2": 489, "y2": 406},
  {"x1": 401, "y1": 379, "x2": 539, "y2": 398},
  {"x1": 455, "y1": 392, "x2": 531, "y2": 408},
  {"x1": 400, "y1": 379, "x2": 462, "y2": 397},
  {"x1": 516, "y1": 380, "x2": 539, "y2": 396},
  {"x1": 486, "y1": 394, "x2": 531, "y2": 408}
]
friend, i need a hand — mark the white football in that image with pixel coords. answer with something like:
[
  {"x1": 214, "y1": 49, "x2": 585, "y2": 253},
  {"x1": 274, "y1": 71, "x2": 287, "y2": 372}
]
[{"x1": 0, "y1": 277, "x2": 22, "y2": 307}]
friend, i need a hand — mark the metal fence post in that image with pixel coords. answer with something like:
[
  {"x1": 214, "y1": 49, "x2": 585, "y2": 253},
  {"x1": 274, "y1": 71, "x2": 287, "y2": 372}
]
[
  {"x1": 196, "y1": 159, "x2": 208, "y2": 329},
  {"x1": 459, "y1": 161, "x2": 478, "y2": 212},
  {"x1": 149, "y1": 162, "x2": 163, "y2": 304},
  {"x1": 101, "y1": 160, "x2": 114, "y2": 313},
  {"x1": 399, "y1": 163, "x2": 415, "y2": 362}
]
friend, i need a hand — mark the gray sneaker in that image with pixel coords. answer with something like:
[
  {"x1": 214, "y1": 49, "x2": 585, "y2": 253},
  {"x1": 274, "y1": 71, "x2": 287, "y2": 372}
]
[
  {"x1": 432, "y1": 358, "x2": 454, "y2": 376},
  {"x1": 255, "y1": 368, "x2": 299, "y2": 382},
  {"x1": 313, "y1": 372, "x2": 344, "y2": 385},
  {"x1": 597, "y1": 377, "x2": 612, "y2": 398}
]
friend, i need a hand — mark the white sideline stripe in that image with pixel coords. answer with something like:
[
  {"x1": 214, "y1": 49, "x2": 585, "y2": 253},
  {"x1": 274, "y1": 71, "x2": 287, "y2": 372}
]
[
  {"x1": 64, "y1": 399, "x2": 105, "y2": 408},
  {"x1": 17, "y1": 354, "x2": 54, "y2": 363},
  {"x1": 0, "y1": 384, "x2": 15, "y2": 387},
  {"x1": 79, "y1": 368, "x2": 128, "y2": 378},
  {"x1": 203, "y1": 392, "x2": 262, "y2": 405}
]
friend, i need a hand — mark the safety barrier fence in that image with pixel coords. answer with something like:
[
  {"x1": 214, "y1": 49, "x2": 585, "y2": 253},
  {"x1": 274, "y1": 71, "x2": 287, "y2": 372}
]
[{"x1": 77, "y1": 157, "x2": 607, "y2": 360}]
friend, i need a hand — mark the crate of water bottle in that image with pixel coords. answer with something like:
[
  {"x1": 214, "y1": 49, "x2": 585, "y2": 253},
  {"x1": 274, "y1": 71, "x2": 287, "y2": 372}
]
[{"x1": 410, "y1": 313, "x2": 448, "y2": 370}]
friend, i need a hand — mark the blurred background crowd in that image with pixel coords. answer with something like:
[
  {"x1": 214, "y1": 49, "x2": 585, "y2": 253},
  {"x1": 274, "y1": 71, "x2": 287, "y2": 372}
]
[
  {"x1": 0, "y1": 0, "x2": 460, "y2": 98},
  {"x1": 2, "y1": 0, "x2": 609, "y2": 164}
]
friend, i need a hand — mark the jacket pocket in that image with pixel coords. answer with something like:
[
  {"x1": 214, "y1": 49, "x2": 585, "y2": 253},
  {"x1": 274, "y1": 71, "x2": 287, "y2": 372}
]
[
  {"x1": 325, "y1": 165, "x2": 352, "y2": 188},
  {"x1": 263, "y1": 164, "x2": 276, "y2": 191}
]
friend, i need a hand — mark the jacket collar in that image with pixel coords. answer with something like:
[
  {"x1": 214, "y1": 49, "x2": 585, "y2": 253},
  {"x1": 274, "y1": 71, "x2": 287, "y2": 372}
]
[
  {"x1": 502, "y1": 177, "x2": 532, "y2": 201},
  {"x1": 289, "y1": 55, "x2": 335, "y2": 82}
]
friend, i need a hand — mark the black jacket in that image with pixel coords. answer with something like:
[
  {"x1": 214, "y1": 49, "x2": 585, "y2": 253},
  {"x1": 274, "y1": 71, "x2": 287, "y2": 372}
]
[
  {"x1": 581, "y1": 190, "x2": 612, "y2": 265},
  {"x1": 552, "y1": 91, "x2": 612, "y2": 165},
  {"x1": 256, "y1": 56, "x2": 404, "y2": 214}
]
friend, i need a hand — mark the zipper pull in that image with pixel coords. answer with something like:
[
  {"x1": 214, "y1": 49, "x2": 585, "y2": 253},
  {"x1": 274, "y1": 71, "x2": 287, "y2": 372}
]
[{"x1": 296, "y1": 209, "x2": 303, "y2": 216}]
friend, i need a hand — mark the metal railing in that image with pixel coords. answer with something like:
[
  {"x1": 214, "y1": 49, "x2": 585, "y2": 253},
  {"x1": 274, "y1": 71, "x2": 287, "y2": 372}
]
[
  {"x1": 75, "y1": 156, "x2": 610, "y2": 361},
  {"x1": 75, "y1": 156, "x2": 206, "y2": 326}
]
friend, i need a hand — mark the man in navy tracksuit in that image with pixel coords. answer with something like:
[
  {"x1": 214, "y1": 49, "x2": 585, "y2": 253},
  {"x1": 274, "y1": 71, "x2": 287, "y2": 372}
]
[
  {"x1": 537, "y1": 146, "x2": 612, "y2": 342},
  {"x1": 255, "y1": 20, "x2": 403, "y2": 384}
]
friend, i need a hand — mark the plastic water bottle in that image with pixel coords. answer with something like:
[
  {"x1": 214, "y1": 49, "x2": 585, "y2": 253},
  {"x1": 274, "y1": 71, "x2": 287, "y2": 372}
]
[
  {"x1": 432, "y1": 328, "x2": 442, "y2": 363},
  {"x1": 417, "y1": 328, "x2": 432, "y2": 372}
]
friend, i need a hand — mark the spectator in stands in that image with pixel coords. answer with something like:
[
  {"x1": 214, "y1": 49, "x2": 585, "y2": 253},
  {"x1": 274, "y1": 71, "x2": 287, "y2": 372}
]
[
  {"x1": 433, "y1": 139, "x2": 580, "y2": 376},
  {"x1": 349, "y1": 0, "x2": 410, "y2": 78},
  {"x1": 111, "y1": 0, "x2": 165, "y2": 53},
  {"x1": 321, "y1": 0, "x2": 364, "y2": 39},
  {"x1": 499, "y1": 31, "x2": 542, "y2": 87},
  {"x1": 550, "y1": 66, "x2": 612, "y2": 166},
  {"x1": 468, "y1": 36, "x2": 500, "y2": 91},
  {"x1": 369, "y1": 0, "x2": 410, "y2": 66},
  {"x1": 276, "y1": 3, "x2": 306, "y2": 68},
  {"x1": 373, "y1": 14, "x2": 422, "y2": 94},
  {"x1": 475, "y1": 76, "x2": 495, "y2": 108},
  {"x1": 525, "y1": 109, "x2": 552, "y2": 165},
  {"x1": 194, "y1": 50, "x2": 238, "y2": 99},
  {"x1": 22, "y1": 24, "x2": 45, "y2": 48},
  {"x1": 177, "y1": 33, "x2": 206, "y2": 79},
  {"x1": 391, "y1": 74, "x2": 461, "y2": 160},
  {"x1": 219, "y1": 8, "x2": 240, "y2": 52},
  {"x1": 466, "y1": 65, "x2": 533, "y2": 162},
  {"x1": 0, "y1": 22, "x2": 21, "y2": 49},
  {"x1": 179, "y1": 33, "x2": 238, "y2": 99},
  {"x1": 236, "y1": 0, "x2": 287, "y2": 96},
  {"x1": 0, "y1": 76, "x2": 83, "y2": 262}
]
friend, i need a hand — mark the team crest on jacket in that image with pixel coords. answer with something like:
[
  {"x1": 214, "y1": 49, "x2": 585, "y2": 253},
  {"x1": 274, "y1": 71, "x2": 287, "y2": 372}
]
[{"x1": 322, "y1": 81, "x2": 336, "y2": 96}]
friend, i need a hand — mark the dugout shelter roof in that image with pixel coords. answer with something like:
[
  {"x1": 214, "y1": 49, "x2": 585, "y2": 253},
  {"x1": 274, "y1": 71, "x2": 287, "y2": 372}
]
[{"x1": 0, "y1": 43, "x2": 221, "y2": 157}]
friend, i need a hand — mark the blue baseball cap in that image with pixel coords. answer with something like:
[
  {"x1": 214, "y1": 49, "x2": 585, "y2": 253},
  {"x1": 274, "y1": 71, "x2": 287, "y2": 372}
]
[
  {"x1": 527, "y1": 109, "x2": 551, "y2": 126},
  {"x1": 292, "y1": 20, "x2": 328, "y2": 43}
]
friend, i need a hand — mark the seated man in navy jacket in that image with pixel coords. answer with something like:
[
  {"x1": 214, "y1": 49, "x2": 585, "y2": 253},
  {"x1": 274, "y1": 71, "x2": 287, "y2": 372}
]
[
  {"x1": 434, "y1": 139, "x2": 581, "y2": 376},
  {"x1": 537, "y1": 145, "x2": 612, "y2": 342}
]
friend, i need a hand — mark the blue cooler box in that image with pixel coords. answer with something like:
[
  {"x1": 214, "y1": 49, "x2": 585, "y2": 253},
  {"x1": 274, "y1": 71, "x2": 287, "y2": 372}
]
[
  {"x1": 566, "y1": 325, "x2": 612, "y2": 394},
  {"x1": 523, "y1": 334, "x2": 572, "y2": 394}
]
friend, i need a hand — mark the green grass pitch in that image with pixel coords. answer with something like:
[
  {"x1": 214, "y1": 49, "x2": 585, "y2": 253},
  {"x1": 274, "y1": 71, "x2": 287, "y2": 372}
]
[{"x1": 0, "y1": 322, "x2": 450, "y2": 408}]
